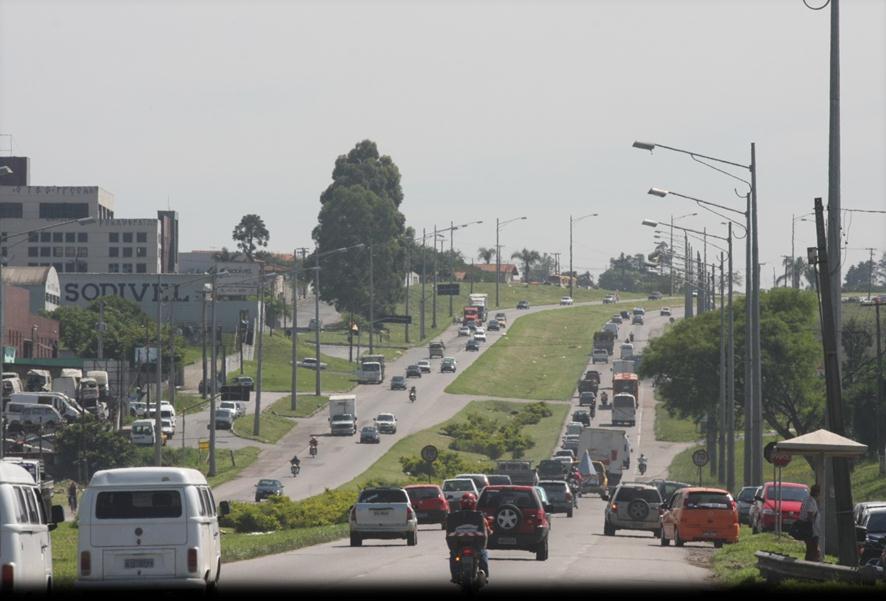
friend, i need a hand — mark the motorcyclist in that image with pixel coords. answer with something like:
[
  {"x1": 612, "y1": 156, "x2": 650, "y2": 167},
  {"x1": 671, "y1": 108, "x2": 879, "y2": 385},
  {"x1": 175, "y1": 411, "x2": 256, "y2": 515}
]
[
  {"x1": 290, "y1": 454, "x2": 301, "y2": 474},
  {"x1": 309, "y1": 436, "x2": 319, "y2": 456},
  {"x1": 409, "y1": 386, "x2": 417, "y2": 402},
  {"x1": 638, "y1": 453, "x2": 647, "y2": 474},
  {"x1": 446, "y1": 493, "x2": 491, "y2": 582}
]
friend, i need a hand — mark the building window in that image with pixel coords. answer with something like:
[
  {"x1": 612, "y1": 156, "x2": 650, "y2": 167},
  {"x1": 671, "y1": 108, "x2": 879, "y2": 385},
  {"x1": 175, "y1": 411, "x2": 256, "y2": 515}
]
[
  {"x1": 65, "y1": 232, "x2": 75, "y2": 243},
  {"x1": 137, "y1": 232, "x2": 147, "y2": 243},
  {"x1": 28, "y1": 232, "x2": 38, "y2": 242},
  {"x1": 0, "y1": 202, "x2": 23, "y2": 218},
  {"x1": 65, "y1": 262, "x2": 77, "y2": 273},
  {"x1": 136, "y1": 247, "x2": 147, "y2": 257},
  {"x1": 77, "y1": 262, "x2": 87, "y2": 273},
  {"x1": 52, "y1": 232, "x2": 63, "y2": 242},
  {"x1": 28, "y1": 247, "x2": 38, "y2": 257},
  {"x1": 40, "y1": 232, "x2": 51, "y2": 242},
  {"x1": 77, "y1": 247, "x2": 88, "y2": 257},
  {"x1": 109, "y1": 232, "x2": 119, "y2": 243},
  {"x1": 64, "y1": 247, "x2": 75, "y2": 258},
  {"x1": 53, "y1": 263, "x2": 63, "y2": 273},
  {"x1": 40, "y1": 247, "x2": 51, "y2": 257},
  {"x1": 109, "y1": 263, "x2": 119, "y2": 273},
  {"x1": 53, "y1": 247, "x2": 63, "y2": 257},
  {"x1": 122, "y1": 247, "x2": 133, "y2": 258},
  {"x1": 136, "y1": 263, "x2": 147, "y2": 273},
  {"x1": 122, "y1": 232, "x2": 133, "y2": 243},
  {"x1": 77, "y1": 232, "x2": 88, "y2": 243},
  {"x1": 109, "y1": 247, "x2": 119, "y2": 257},
  {"x1": 122, "y1": 263, "x2": 133, "y2": 273},
  {"x1": 38, "y1": 202, "x2": 89, "y2": 219}
]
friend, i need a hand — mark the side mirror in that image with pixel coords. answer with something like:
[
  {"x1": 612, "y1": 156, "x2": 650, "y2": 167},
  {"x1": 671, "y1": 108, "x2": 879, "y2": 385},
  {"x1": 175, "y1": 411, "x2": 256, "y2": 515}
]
[
  {"x1": 219, "y1": 501, "x2": 231, "y2": 516},
  {"x1": 856, "y1": 525, "x2": 868, "y2": 543}
]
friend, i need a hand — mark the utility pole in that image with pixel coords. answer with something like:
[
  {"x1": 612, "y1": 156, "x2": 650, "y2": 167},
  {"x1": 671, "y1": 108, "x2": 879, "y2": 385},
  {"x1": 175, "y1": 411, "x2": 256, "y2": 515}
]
[
  {"x1": 744, "y1": 193, "x2": 753, "y2": 487},
  {"x1": 432, "y1": 225, "x2": 438, "y2": 329},
  {"x1": 290, "y1": 250, "x2": 298, "y2": 412},
  {"x1": 168, "y1": 299, "x2": 176, "y2": 413},
  {"x1": 369, "y1": 245, "x2": 374, "y2": 354},
  {"x1": 405, "y1": 245, "x2": 410, "y2": 344},
  {"x1": 750, "y1": 142, "x2": 763, "y2": 489},
  {"x1": 296, "y1": 248, "x2": 310, "y2": 299},
  {"x1": 866, "y1": 248, "x2": 876, "y2": 301},
  {"x1": 449, "y1": 221, "x2": 455, "y2": 318},
  {"x1": 812, "y1": 196, "x2": 856, "y2": 566},
  {"x1": 208, "y1": 269, "x2": 218, "y2": 477},
  {"x1": 496, "y1": 218, "x2": 501, "y2": 308},
  {"x1": 875, "y1": 300, "x2": 883, "y2": 472},
  {"x1": 420, "y1": 228, "x2": 427, "y2": 340},
  {"x1": 97, "y1": 301, "x2": 105, "y2": 360},
  {"x1": 670, "y1": 215, "x2": 675, "y2": 296},
  {"x1": 154, "y1": 273, "x2": 163, "y2": 466},
  {"x1": 718, "y1": 252, "x2": 726, "y2": 484},
  {"x1": 253, "y1": 262, "x2": 265, "y2": 436}
]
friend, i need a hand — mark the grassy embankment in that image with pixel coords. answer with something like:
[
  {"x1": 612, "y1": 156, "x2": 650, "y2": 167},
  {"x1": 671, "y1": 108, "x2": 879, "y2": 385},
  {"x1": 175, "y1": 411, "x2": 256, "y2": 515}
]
[{"x1": 230, "y1": 395, "x2": 329, "y2": 444}]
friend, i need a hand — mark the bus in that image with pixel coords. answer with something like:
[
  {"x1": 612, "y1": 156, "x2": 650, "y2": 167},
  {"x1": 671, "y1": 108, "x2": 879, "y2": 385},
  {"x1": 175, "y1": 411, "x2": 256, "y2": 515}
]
[{"x1": 613, "y1": 373, "x2": 639, "y2": 407}]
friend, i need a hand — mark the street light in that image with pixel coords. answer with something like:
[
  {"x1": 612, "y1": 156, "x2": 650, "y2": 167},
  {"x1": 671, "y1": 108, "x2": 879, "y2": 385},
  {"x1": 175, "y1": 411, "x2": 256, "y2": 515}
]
[
  {"x1": 448, "y1": 221, "x2": 483, "y2": 317},
  {"x1": 495, "y1": 216, "x2": 528, "y2": 308},
  {"x1": 791, "y1": 213, "x2": 814, "y2": 289},
  {"x1": 569, "y1": 213, "x2": 598, "y2": 298}
]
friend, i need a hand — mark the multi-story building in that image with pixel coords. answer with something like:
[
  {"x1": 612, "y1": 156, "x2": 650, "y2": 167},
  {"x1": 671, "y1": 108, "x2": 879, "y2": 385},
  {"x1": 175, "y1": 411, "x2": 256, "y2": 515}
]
[{"x1": 0, "y1": 156, "x2": 178, "y2": 274}]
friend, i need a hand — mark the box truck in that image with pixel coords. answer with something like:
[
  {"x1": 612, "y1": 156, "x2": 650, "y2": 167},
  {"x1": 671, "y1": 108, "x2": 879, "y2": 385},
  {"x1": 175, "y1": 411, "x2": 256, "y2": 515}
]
[{"x1": 328, "y1": 394, "x2": 357, "y2": 435}]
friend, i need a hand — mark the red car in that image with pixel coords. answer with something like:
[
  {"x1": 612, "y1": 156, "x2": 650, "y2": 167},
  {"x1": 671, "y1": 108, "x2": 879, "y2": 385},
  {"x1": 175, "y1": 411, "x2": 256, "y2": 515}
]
[
  {"x1": 751, "y1": 481, "x2": 809, "y2": 534},
  {"x1": 477, "y1": 485, "x2": 550, "y2": 561},
  {"x1": 404, "y1": 484, "x2": 449, "y2": 528}
]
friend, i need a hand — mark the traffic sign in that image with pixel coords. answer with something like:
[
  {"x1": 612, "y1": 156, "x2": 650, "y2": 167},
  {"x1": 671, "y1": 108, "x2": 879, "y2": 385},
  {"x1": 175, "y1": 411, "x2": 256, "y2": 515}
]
[
  {"x1": 772, "y1": 452, "x2": 792, "y2": 468},
  {"x1": 421, "y1": 445, "x2": 438, "y2": 462},
  {"x1": 198, "y1": 439, "x2": 209, "y2": 451},
  {"x1": 378, "y1": 315, "x2": 412, "y2": 325},
  {"x1": 691, "y1": 449, "x2": 709, "y2": 467},
  {"x1": 436, "y1": 283, "x2": 461, "y2": 296}
]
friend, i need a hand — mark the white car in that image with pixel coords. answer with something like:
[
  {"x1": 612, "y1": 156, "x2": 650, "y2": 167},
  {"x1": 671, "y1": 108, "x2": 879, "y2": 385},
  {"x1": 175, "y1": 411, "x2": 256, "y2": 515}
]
[
  {"x1": 215, "y1": 407, "x2": 236, "y2": 429},
  {"x1": 603, "y1": 295, "x2": 616, "y2": 304},
  {"x1": 441, "y1": 478, "x2": 479, "y2": 508},
  {"x1": 560, "y1": 296, "x2": 574, "y2": 305},
  {"x1": 301, "y1": 357, "x2": 328, "y2": 370},
  {"x1": 417, "y1": 359, "x2": 432, "y2": 373},
  {"x1": 458, "y1": 326, "x2": 471, "y2": 336},
  {"x1": 374, "y1": 413, "x2": 398, "y2": 434},
  {"x1": 219, "y1": 400, "x2": 243, "y2": 418},
  {"x1": 350, "y1": 487, "x2": 418, "y2": 547},
  {"x1": 472, "y1": 328, "x2": 487, "y2": 342},
  {"x1": 660, "y1": 307, "x2": 672, "y2": 316}
]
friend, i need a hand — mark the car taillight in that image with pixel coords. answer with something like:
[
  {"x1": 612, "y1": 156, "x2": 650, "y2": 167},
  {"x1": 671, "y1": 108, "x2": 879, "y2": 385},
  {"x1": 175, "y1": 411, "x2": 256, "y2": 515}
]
[
  {"x1": 1, "y1": 564, "x2": 13, "y2": 591},
  {"x1": 462, "y1": 548, "x2": 475, "y2": 557},
  {"x1": 188, "y1": 548, "x2": 198, "y2": 572},
  {"x1": 80, "y1": 551, "x2": 91, "y2": 576},
  {"x1": 565, "y1": 491, "x2": 573, "y2": 501},
  {"x1": 610, "y1": 503, "x2": 618, "y2": 512}
]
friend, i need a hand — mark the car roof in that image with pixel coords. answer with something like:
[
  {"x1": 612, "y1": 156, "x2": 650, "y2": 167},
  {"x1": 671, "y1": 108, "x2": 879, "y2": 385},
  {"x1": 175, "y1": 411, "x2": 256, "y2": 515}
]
[
  {"x1": 404, "y1": 484, "x2": 441, "y2": 490},
  {"x1": 538, "y1": 479, "x2": 568, "y2": 485},
  {"x1": 763, "y1": 481, "x2": 808, "y2": 488},
  {"x1": 0, "y1": 462, "x2": 38, "y2": 484},
  {"x1": 675, "y1": 487, "x2": 732, "y2": 495},
  {"x1": 481, "y1": 485, "x2": 536, "y2": 493}
]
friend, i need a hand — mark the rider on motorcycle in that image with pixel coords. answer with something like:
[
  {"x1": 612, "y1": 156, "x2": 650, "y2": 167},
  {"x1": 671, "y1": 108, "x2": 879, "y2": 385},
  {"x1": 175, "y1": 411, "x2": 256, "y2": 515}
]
[
  {"x1": 638, "y1": 453, "x2": 647, "y2": 473},
  {"x1": 290, "y1": 454, "x2": 301, "y2": 469},
  {"x1": 409, "y1": 386, "x2": 417, "y2": 401},
  {"x1": 446, "y1": 493, "x2": 491, "y2": 582}
]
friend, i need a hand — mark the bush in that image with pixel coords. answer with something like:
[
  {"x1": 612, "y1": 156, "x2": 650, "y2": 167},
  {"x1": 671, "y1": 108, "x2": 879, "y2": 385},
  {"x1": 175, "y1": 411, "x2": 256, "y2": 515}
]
[{"x1": 220, "y1": 488, "x2": 359, "y2": 533}]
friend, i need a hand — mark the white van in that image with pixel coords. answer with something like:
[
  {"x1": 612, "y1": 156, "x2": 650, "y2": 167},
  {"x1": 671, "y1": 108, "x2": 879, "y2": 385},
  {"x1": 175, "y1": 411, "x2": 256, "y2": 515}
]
[
  {"x1": 612, "y1": 393, "x2": 637, "y2": 427},
  {"x1": 619, "y1": 343, "x2": 634, "y2": 360},
  {"x1": 75, "y1": 467, "x2": 225, "y2": 589},
  {"x1": 2, "y1": 376, "x2": 22, "y2": 402},
  {"x1": 4, "y1": 403, "x2": 64, "y2": 431},
  {"x1": 146, "y1": 407, "x2": 176, "y2": 429},
  {"x1": 214, "y1": 408, "x2": 235, "y2": 430},
  {"x1": 25, "y1": 369, "x2": 52, "y2": 392},
  {"x1": 10, "y1": 391, "x2": 82, "y2": 421},
  {"x1": 130, "y1": 419, "x2": 158, "y2": 446},
  {"x1": 86, "y1": 370, "x2": 110, "y2": 400},
  {"x1": 0, "y1": 462, "x2": 65, "y2": 592}
]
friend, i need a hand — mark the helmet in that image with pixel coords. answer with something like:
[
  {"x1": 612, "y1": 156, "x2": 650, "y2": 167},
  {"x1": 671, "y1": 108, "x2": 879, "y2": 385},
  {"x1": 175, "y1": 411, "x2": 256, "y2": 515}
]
[{"x1": 460, "y1": 492, "x2": 478, "y2": 510}]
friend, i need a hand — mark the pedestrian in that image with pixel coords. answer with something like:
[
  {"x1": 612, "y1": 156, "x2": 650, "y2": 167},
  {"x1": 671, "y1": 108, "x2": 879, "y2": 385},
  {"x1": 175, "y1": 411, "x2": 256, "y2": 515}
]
[
  {"x1": 799, "y1": 483, "x2": 821, "y2": 561},
  {"x1": 67, "y1": 481, "x2": 78, "y2": 513}
]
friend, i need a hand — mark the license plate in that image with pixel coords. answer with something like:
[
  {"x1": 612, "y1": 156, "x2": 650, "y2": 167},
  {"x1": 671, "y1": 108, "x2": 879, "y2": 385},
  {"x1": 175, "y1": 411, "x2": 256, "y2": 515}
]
[
  {"x1": 703, "y1": 531, "x2": 717, "y2": 538},
  {"x1": 124, "y1": 558, "x2": 154, "y2": 569},
  {"x1": 371, "y1": 509, "x2": 390, "y2": 515},
  {"x1": 498, "y1": 537, "x2": 516, "y2": 545},
  {"x1": 416, "y1": 512, "x2": 428, "y2": 518}
]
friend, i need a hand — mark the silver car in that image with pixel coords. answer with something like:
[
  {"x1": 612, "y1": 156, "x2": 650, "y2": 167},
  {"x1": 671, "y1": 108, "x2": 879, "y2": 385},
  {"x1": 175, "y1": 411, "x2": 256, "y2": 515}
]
[
  {"x1": 603, "y1": 482, "x2": 663, "y2": 537},
  {"x1": 538, "y1": 480, "x2": 575, "y2": 518}
]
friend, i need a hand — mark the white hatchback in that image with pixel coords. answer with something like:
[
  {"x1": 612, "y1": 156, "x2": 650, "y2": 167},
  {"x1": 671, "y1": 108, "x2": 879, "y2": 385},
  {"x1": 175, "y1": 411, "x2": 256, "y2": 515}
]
[
  {"x1": 560, "y1": 296, "x2": 574, "y2": 305},
  {"x1": 473, "y1": 328, "x2": 487, "y2": 342}
]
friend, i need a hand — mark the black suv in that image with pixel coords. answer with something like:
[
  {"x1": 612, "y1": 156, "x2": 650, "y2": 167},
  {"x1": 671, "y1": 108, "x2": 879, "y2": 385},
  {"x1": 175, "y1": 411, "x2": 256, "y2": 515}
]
[
  {"x1": 572, "y1": 410, "x2": 591, "y2": 427},
  {"x1": 406, "y1": 365, "x2": 422, "y2": 378},
  {"x1": 517, "y1": 300, "x2": 530, "y2": 309},
  {"x1": 478, "y1": 485, "x2": 550, "y2": 561},
  {"x1": 466, "y1": 339, "x2": 480, "y2": 351}
]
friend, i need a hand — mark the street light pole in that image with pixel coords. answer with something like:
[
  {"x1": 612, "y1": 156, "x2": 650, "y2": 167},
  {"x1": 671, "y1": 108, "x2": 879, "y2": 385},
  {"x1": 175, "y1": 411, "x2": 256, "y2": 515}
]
[
  {"x1": 569, "y1": 213, "x2": 598, "y2": 299},
  {"x1": 253, "y1": 262, "x2": 265, "y2": 436},
  {"x1": 496, "y1": 218, "x2": 500, "y2": 308},
  {"x1": 432, "y1": 224, "x2": 438, "y2": 329},
  {"x1": 449, "y1": 221, "x2": 455, "y2": 318},
  {"x1": 369, "y1": 244, "x2": 374, "y2": 354},
  {"x1": 290, "y1": 250, "x2": 298, "y2": 412},
  {"x1": 208, "y1": 269, "x2": 218, "y2": 477},
  {"x1": 154, "y1": 272, "x2": 163, "y2": 466},
  {"x1": 421, "y1": 228, "x2": 426, "y2": 340},
  {"x1": 314, "y1": 251, "x2": 321, "y2": 397}
]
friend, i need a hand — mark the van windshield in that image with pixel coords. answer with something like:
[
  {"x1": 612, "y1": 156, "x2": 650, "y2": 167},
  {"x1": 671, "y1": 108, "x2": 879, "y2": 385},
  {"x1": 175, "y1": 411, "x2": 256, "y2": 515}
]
[
  {"x1": 96, "y1": 490, "x2": 183, "y2": 519},
  {"x1": 132, "y1": 424, "x2": 152, "y2": 435},
  {"x1": 613, "y1": 396, "x2": 635, "y2": 408}
]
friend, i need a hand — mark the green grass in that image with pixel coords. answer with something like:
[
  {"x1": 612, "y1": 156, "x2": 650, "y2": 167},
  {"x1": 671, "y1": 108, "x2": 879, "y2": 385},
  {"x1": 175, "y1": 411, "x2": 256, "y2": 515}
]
[
  {"x1": 445, "y1": 302, "x2": 638, "y2": 400},
  {"x1": 231, "y1": 413, "x2": 295, "y2": 444},
  {"x1": 654, "y1": 402, "x2": 702, "y2": 443},
  {"x1": 220, "y1": 523, "x2": 350, "y2": 563},
  {"x1": 268, "y1": 394, "x2": 328, "y2": 418},
  {"x1": 50, "y1": 522, "x2": 79, "y2": 588},
  {"x1": 229, "y1": 334, "x2": 357, "y2": 393},
  {"x1": 340, "y1": 399, "x2": 570, "y2": 491}
]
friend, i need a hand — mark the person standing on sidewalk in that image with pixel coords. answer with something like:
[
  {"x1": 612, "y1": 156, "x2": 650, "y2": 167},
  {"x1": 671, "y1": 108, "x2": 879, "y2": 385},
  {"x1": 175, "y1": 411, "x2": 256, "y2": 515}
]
[
  {"x1": 799, "y1": 484, "x2": 822, "y2": 561},
  {"x1": 67, "y1": 481, "x2": 79, "y2": 514}
]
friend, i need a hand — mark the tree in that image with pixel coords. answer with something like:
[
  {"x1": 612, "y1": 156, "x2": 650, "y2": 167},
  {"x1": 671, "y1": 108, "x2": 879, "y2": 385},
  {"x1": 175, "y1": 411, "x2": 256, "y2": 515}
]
[
  {"x1": 477, "y1": 247, "x2": 495, "y2": 264},
  {"x1": 844, "y1": 258, "x2": 883, "y2": 293},
  {"x1": 53, "y1": 414, "x2": 138, "y2": 482},
  {"x1": 511, "y1": 248, "x2": 541, "y2": 283},
  {"x1": 232, "y1": 214, "x2": 270, "y2": 261},
  {"x1": 213, "y1": 246, "x2": 242, "y2": 262},
  {"x1": 312, "y1": 140, "x2": 406, "y2": 319}
]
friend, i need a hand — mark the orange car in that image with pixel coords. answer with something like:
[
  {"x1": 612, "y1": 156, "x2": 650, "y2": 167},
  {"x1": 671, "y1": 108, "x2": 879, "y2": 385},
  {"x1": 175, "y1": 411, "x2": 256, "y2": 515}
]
[{"x1": 659, "y1": 487, "x2": 739, "y2": 548}]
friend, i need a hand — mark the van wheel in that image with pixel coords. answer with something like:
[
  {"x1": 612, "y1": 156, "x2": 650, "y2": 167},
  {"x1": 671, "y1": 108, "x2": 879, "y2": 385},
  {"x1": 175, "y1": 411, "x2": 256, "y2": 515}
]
[
  {"x1": 406, "y1": 531, "x2": 417, "y2": 546},
  {"x1": 350, "y1": 533, "x2": 362, "y2": 547}
]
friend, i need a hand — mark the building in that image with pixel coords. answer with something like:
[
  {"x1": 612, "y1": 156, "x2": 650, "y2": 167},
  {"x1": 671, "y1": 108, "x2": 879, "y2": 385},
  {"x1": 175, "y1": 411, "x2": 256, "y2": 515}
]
[
  {"x1": 0, "y1": 266, "x2": 61, "y2": 314},
  {"x1": 470, "y1": 263, "x2": 521, "y2": 282},
  {"x1": 0, "y1": 156, "x2": 178, "y2": 275},
  {"x1": 1, "y1": 282, "x2": 59, "y2": 361}
]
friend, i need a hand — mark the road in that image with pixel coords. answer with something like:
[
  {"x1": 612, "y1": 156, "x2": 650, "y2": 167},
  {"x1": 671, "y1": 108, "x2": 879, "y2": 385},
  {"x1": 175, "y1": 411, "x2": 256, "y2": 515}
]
[{"x1": 220, "y1": 302, "x2": 716, "y2": 590}]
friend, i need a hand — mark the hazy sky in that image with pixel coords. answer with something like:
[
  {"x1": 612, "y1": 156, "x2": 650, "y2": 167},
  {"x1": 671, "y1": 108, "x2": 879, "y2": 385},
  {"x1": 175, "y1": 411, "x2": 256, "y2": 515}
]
[{"x1": 1, "y1": 0, "x2": 884, "y2": 286}]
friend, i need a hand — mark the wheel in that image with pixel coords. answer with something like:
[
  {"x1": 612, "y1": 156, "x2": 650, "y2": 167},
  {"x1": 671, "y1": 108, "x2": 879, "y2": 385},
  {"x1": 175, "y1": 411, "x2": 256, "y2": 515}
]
[
  {"x1": 714, "y1": 540, "x2": 724, "y2": 549},
  {"x1": 350, "y1": 533, "x2": 362, "y2": 547},
  {"x1": 494, "y1": 504, "x2": 522, "y2": 532},
  {"x1": 674, "y1": 529, "x2": 684, "y2": 547},
  {"x1": 441, "y1": 521, "x2": 447, "y2": 530},
  {"x1": 406, "y1": 530, "x2": 417, "y2": 546},
  {"x1": 603, "y1": 521, "x2": 615, "y2": 536},
  {"x1": 535, "y1": 537, "x2": 549, "y2": 561},
  {"x1": 567, "y1": 508, "x2": 574, "y2": 518},
  {"x1": 660, "y1": 529, "x2": 670, "y2": 546}
]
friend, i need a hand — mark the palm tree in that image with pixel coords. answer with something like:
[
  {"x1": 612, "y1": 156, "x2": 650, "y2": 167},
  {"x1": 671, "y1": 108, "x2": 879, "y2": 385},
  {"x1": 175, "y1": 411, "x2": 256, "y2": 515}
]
[
  {"x1": 477, "y1": 247, "x2": 495, "y2": 264},
  {"x1": 775, "y1": 257, "x2": 811, "y2": 289},
  {"x1": 511, "y1": 248, "x2": 541, "y2": 283}
]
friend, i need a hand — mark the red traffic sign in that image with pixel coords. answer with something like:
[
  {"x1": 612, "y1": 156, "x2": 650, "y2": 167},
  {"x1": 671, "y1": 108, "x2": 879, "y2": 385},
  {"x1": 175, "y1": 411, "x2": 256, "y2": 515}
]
[{"x1": 772, "y1": 452, "x2": 792, "y2": 468}]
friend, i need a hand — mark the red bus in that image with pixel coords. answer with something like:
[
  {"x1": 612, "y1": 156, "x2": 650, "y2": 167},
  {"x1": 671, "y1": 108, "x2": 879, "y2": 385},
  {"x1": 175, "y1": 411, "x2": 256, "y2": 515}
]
[{"x1": 612, "y1": 373, "x2": 639, "y2": 407}]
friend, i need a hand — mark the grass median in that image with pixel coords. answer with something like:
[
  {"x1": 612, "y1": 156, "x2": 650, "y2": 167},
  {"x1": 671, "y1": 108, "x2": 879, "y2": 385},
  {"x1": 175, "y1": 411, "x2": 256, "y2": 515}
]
[
  {"x1": 445, "y1": 302, "x2": 638, "y2": 400},
  {"x1": 654, "y1": 401, "x2": 702, "y2": 443}
]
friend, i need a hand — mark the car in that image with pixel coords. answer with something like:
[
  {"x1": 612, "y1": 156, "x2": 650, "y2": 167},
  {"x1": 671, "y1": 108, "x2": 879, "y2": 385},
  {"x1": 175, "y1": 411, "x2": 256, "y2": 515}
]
[
  {"x1": 736, "y1": 486, "x2": 758, "y2": 525},
  {"x1": 561, "y1": 434, "x2": 579, "y2": 453},
  {"x1": 633, "y1": 307, "x2": 646, "y2": 316},
  {"x1": 214, "y1": 407, "x2": 236, "y2": 429},
  {"x1": 487, "y1": 474, "x2": 512, "y2": 486},
  {"x1": 591, "y1": 349, "x2": 609, "y2": 364},
  {"x1": 603, "y1": 295, "x2": 616, "y2": 304},
  {"x1": 660, "y1": 487, "x2": 739, "y2": 548},
  {"x1": 750, "y1": 481, "x2": 809, "y2": 534},
  {"x1": 611, "y1": 314, "x2": 623, "y2": 324},
  {"x1": 572, "y1": 410, "x2": 591, "y2": 427},
  {"x1": 219, "y1": 400, "x2": 243, "y2": 418},
  {"x1": 649, "y1": 480, "x2": 692, "y2": 503},
  {"x1": 466, "y1": 339, "x2": 480, "y2": 351},
  {"x1": 620, "y1": 310, "x2": 630, "y2": 320},
  {"x1": 473, "y1": 328, "x2": 487, "y2": 342},
  {"x1": 477, "y1": 485, "x2": 550, "y2": 560},
  {"x1": 441, "y1": 357, "x2": 457, "y2": 372},
  {"x1": 495, "y1": 312, "x2": 507, "y2": 325},
  {"x1": 579, "y1": 391, "x2": 596, "y2": 407},
  {"x1": 301, "y1": 357, "x2": 328, "y2": 370},
  {"x1": 632, "y1": 315, "x2": 644, "y2": 325},
  {"x1": 554, "y1": 449, "x2": 576, "y2": 461},
  {"x1": 404, "y1": 484, "x2": 449, "y2": 528},
  {"x1": 858, "y1": 508, "x2": 886, "y2": 564},
  {"x1": 604, "y1": 482, "x2": 663, "y2": 537},
  {"x1": 660, "y1": 307, "x2": 672, "y2": 316},
  {"x1": 538, "y1": 480, "x2": 575, "y2": 518},
  {"x1": 390, "y1": 375, "x2": 407, "y2": 390},
  {"x1": 231, "y1": 375, "x2": 255, "y2": 389},
  {"x1": 441, "y1": 478, "x2": 480, "y2": 509},
  {"x1": 582, "y1": 461, "x2": 609, "y2": 497},
  {"x1": 308, "y1": 318, "x2": 324, "y2": 331},
  {"x1": 373, "y1": 413, "x2": 397, "y2": 434},
  {"x1": 417, "y1": 359, "x2": 432, "y2": 373},
  {"x1": 487, "y1": 320, "x2": 500, "y2": 331},
  {"x1": 255, "y1": 478, "x2": 284, "y2": 502},
  {"x1": 454, "y1": 473, "x2": 491, "y2": 494},
  {"x1": 516, "y1": 300, "x2": 530, "y2": 310},
  {"x1": 360, "y1": 425, "x2": 381, "y2": 444},
  {"x1": 458, "y1": 326, "x2": 472, "y2": 336},
  {"x1": 560, "y1": 296, "x2": 574, "y2": 306},
  {"x1": 648, "y1": 291, "x2": 663, "y2": 300},
  {"x1": 349, "y1": 487, "x2": 418, "y2": 547},
  {"x1": 406, "y1": 364, "x2": 422, "y2": 378},
  {"x1": 855, "y1": 501, "x2": 886, "y2": 525}
]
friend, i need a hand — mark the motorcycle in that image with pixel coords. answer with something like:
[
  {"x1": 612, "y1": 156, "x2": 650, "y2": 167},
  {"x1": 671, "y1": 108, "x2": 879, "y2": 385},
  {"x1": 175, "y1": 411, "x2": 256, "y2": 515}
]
[
  {"x1": 309, "y1": 444, "x2": 318, "y2": 458},
  {"x1": 600, "y1": 391, "x2": 609, "y2": 408},
  {"x1": 409, "y1": 389, "x2": 417, "y2": 403},
  {"x1": 629, "y1": 332, "x2": 635, "y2": 342},
  {"x1": 290, "y1": 463, "x2": 300, "y2": 477}
]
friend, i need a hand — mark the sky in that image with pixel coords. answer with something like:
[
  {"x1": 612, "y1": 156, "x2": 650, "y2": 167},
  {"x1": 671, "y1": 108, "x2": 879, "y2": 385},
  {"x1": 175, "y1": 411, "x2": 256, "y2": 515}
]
[{"x1": 1, "y1": 0, "x2": 884, "y2": 288}]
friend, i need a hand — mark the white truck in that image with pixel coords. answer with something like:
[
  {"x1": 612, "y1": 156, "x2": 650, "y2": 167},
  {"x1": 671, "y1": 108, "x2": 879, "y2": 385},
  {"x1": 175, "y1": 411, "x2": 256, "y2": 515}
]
[
  {"x1": 328, "y1": 394, "x2": 357, "y2": 436},
  {"x1": 576, "y1": 427, "x2": 631, "y2": 489}
]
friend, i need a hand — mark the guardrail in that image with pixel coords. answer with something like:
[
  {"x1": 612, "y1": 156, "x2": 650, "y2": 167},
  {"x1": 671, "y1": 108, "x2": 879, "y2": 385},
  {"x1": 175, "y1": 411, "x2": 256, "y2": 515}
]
[{"x1": 754, "y1": 551, "x2": 881, "y2": 586}]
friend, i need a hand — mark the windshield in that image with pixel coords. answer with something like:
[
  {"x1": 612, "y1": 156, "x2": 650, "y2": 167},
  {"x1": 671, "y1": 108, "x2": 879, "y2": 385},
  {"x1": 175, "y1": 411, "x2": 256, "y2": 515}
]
[
  {"x1": 406, "y1": 487, "x2": 439, "y2": 501},
  {"x1": 258, "y1": 480, "x2": 280, "y2": 487},
  {"x1": 376, "y1": 415, "x2": 393, "y2": 422},
  {"x1": 332, "y1": 414, "x2": 353, "y2": 421},
  {"x1": 443, "y1": 480, "x2": 475, "y2": 491},
  {"x1": 685, "y1": 492, "x2": 733, "y2": 509},
  {"x1": 540, "y1": 481, "x2": 567, "y2": 493},
  {"x1": 765, "y1": 486, "x2": 808, "y2": 502},
  {"x1": 615, "y1": 487, "x2": 661, "y2": 503},
  {"x1": 132, "y1": 424, "x2": 152, "y2": 434},
  {"x1": 738, "y1": 488, "x2": 757, "y2": 502},
  {"x1": 866, "y1": 512, "x2": 886, "y2": 532},
  {"x1": 96, "y1": 490, "x2": 182, "y2": 519},
  {"x1": 358, "y1": 489, "x2": 407, "y2": 503}
]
